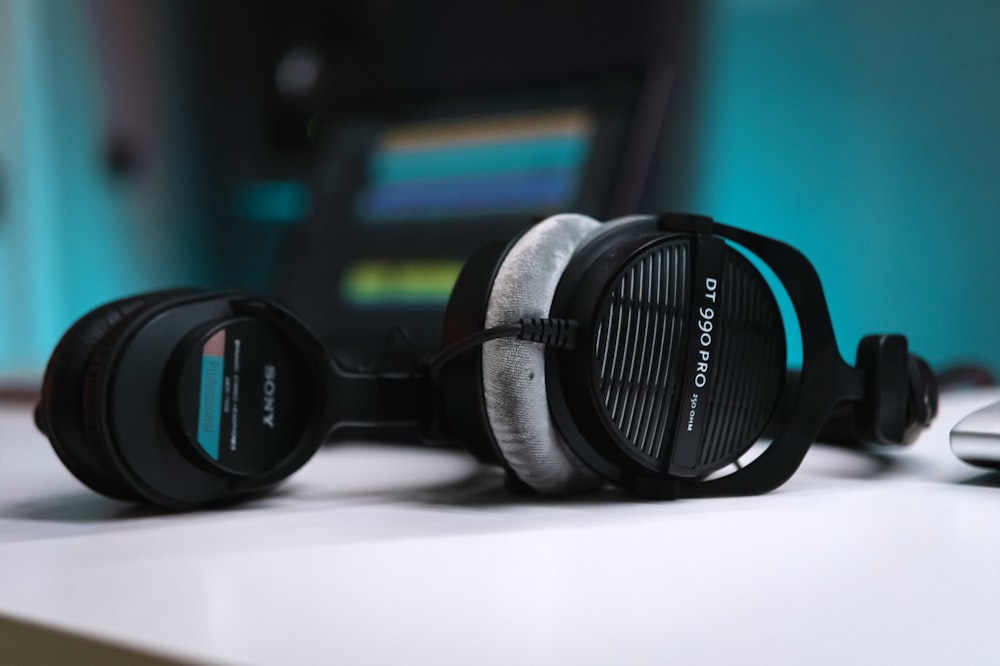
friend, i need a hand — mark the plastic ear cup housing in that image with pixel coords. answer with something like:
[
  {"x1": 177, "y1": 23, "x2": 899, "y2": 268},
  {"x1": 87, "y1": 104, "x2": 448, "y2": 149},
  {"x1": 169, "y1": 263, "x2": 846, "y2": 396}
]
[
  {"x1": 38, "y1": 291, "x2": 330, "y2": 509},
  {"x1": 164, "y1": 315, "x2": 317, "y2": 477},
  {"x1": 440, "y1": 212, "x2": 788, "y2": 497},
  {"x1": 545, "y1": 220, "x2": 787, "y2": 490}
]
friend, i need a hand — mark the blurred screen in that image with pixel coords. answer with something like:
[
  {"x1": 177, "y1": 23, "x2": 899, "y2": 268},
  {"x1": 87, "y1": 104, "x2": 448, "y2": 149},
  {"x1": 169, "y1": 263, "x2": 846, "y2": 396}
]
[
  {"x1": 356, "y1": 108, "x2": 594, "y2": 223},
  {"x1": 276, "y1": 73, "x2": 661, "y2": 367}
]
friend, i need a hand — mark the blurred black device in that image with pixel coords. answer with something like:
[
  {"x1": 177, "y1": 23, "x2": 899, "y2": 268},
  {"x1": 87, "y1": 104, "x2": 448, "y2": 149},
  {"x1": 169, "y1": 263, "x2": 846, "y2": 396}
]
[{"x1": 192, "y1": 0, "x2": 694, "y2": 366}]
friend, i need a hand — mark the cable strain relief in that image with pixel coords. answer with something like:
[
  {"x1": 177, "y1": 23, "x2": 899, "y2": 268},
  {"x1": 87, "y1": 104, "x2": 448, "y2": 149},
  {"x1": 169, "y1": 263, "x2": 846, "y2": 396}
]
[{"x1": 518, "y1": 317, "x2": 578, "y2": 350}]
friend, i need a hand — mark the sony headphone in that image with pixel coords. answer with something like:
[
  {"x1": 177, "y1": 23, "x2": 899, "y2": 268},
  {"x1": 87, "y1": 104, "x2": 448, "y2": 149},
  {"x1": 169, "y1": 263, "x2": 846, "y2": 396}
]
[{"x1": 33, "y1": 213, "x2": 938, "y2": 509}]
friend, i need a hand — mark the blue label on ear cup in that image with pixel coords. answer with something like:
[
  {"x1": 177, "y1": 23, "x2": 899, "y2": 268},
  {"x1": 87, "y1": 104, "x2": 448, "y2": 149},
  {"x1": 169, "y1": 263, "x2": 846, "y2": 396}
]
[
  {"x1": 197, "y1": 330, "x2": 226, "y2": 460},
  {"x1": 174, "y1": 317, "x2": 311, "y2": 476}
]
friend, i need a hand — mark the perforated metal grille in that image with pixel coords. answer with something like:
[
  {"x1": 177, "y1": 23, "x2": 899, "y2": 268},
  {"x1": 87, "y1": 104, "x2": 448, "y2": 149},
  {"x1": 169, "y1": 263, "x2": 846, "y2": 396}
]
[
  {"x1": 593, "y1": 241, "x2": 690, "y2": 463},
  {"x1": 697, "y1": 256, "x2": 785, "y2": 469},
  {"x1": 591, "y1": 241, "x2": 785, "y2": 472}
]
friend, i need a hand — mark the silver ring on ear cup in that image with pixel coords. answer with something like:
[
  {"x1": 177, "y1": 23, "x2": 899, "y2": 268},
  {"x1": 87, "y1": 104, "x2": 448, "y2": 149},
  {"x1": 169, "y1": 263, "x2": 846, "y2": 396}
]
[{"x1": 480, "y1": 213, "x2": 608, "y2": 494}]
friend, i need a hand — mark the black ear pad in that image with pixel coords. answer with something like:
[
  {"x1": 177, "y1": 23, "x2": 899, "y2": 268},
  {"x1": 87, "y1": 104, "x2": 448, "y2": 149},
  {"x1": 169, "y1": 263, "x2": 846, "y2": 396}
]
[{"x1": 36, "y1": 290, "x2": 195, "y2": 499}]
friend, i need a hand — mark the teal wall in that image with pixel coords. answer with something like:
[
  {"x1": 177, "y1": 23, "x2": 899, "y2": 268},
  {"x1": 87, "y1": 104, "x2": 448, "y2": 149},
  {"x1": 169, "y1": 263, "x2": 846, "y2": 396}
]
[
  {"x1": 673, "y1": 0, "x2": 1000, "y2": 372},
  {"x1": 3, "y1": 0, "x2": 1000, "y2": 380},
  {"x1": 0, "y1": 1, "x2": 210, "y2": 380}
]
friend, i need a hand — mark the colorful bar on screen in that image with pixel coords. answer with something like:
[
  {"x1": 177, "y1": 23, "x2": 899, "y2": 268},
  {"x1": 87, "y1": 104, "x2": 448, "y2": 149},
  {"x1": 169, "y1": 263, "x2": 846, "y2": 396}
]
[
  {"x1": 356, "y1": 108, "x2": 593, "y2": 222},
  {"x1": 379, "y1": 108, "x2": 593, "y2": 150},
  {"x1": 358, "y1": 169, "x2": 574, "y2": 220},
  {"x1": 341, "y1": 259, "x2": 464, "y2": 305},
  {"x1": 369, "y1": 136, "x2": 588, "y2": 184}
]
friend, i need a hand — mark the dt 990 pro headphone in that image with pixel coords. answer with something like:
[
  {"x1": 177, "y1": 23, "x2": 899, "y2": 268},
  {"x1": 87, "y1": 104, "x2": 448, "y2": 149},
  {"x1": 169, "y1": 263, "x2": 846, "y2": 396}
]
[{"x1": 34, "y1": 213, "x2": 938, "y2": 509}]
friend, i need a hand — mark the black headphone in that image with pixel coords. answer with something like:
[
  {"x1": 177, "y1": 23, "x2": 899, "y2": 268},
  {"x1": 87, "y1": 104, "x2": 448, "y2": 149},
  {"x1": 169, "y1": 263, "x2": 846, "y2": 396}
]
[{"x1": 34, "y1": 213, "x2": 938, "y2": 509}]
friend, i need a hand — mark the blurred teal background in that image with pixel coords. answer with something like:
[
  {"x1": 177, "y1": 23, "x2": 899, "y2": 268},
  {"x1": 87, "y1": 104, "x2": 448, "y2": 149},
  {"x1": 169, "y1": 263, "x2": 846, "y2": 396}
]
[
  {"x1": 0, "y1": 1, "x2": 212, "y2": 382},
  {"x1": 1, "y1": 0, "x2": 999, "y2": 382},
  {"x1": 665, "y1": 0, "x2": 1000, "y2": 371}
]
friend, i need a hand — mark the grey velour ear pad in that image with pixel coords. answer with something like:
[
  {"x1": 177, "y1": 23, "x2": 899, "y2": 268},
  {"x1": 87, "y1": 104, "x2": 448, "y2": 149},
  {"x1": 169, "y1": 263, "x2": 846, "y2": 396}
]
[{"x1": 481, "y1": 213, "x2": 605, "y2": 494}]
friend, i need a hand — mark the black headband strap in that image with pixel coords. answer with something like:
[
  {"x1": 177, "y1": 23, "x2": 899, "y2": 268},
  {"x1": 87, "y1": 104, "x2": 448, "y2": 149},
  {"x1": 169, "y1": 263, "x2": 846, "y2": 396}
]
[{"x1": 656, "y1": 214, "x2": 865, "y2": 497}]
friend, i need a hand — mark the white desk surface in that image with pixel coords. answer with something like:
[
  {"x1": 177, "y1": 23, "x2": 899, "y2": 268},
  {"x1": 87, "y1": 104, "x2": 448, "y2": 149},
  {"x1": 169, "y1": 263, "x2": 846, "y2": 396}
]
[{"x1": 2, "y1": 389, "x2": 999, "y2": 665}]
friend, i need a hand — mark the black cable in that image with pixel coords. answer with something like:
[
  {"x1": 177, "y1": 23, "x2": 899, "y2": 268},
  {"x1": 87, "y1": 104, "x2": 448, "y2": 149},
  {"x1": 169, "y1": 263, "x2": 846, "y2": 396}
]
[
  {"x1": 427, "y1": 317, "x2": 578, "y2": 384},
  {"x1": 935, "y1": 364, "x2": 997, "y2": 390},
  {"x1": 428, "y1": 324, "x2": 522, "y2": 380}
]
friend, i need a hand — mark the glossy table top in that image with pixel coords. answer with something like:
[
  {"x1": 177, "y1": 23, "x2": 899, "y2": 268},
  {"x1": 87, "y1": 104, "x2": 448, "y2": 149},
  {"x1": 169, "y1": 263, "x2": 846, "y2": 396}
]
[{"x1": 2, "y1": 389, "x2": 999, "y2": 665}]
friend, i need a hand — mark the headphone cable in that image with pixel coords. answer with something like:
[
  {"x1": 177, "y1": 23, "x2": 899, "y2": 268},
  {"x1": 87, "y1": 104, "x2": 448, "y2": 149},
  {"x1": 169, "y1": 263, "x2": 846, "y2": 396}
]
[{"x1": 426, "y1": 317, "x2": 578, "y2": 384}]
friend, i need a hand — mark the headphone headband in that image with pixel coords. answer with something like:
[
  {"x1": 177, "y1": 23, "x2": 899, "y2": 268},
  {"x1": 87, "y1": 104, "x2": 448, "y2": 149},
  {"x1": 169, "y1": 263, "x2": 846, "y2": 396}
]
[{"x1": 653, "y1": 214, "x2": 865, "y2": 497}]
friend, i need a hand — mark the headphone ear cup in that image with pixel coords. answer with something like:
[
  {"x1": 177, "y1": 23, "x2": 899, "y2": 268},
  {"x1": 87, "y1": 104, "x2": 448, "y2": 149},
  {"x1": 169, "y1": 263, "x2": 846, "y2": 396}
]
[{"x1": 37, "y1": 290, "x2": 196, "y2": 499}]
